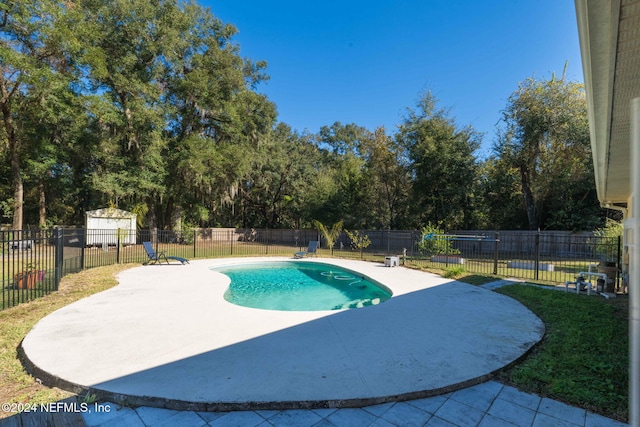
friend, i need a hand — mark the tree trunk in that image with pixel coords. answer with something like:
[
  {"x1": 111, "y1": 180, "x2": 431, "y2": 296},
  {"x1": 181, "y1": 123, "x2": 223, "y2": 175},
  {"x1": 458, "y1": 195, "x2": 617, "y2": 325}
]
[
  {"x1": 39, "y1": 177, "x2": 47, "y2": 228},
  {"x1": 11, "y1": 166, "x2": 23, "y2": 230},
  {"x1": 172, "y1": 207, "x2": 182, "y2": 232},
  {"x1": 164, "y1": 196, "x2": 174, "y2": 230},
  {"x1": 147, "y1": 198, "x2": 157, "y2": 243},
  {"x1": 1, "y1": 77, "x2": 23, "y2": 230},
  {"x1": 520, "y1": 165, "x2": 537, "y2": 230}
]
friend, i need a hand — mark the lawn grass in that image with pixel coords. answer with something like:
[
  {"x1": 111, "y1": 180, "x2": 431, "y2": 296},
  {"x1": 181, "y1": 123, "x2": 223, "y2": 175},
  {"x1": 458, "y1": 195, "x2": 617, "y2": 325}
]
[
  {"x1": 0, "y1": 263, "x2": 135, "y2": 419},
  {"x1": 0, "y1": 261, "x2": 630, "y2": 423},
  {"x1": 454, "y1": 273, "x2": 499, "y2": 285},
  {"x1": 400, "y1": 259, "x2": 499, "y2": 285},
  {"x1": 495, "y1": 284, "x2": 628, "y2": 422},
  {"x1": 401, "y1": 253, "x2": 615, "y2": 285}
]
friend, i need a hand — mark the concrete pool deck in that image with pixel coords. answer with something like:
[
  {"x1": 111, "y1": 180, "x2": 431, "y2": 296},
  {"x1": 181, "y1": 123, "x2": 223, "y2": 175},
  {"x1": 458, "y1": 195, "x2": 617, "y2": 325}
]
[{"x1": 21, "y1": 257, "x2": 545, "y2": 411}]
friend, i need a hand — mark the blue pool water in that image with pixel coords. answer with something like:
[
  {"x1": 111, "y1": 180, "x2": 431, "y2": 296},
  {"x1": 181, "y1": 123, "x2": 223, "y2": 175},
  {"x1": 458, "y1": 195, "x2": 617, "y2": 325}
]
[{"x1": 214, "y1": 261, "x2": 392, "y2": 311}]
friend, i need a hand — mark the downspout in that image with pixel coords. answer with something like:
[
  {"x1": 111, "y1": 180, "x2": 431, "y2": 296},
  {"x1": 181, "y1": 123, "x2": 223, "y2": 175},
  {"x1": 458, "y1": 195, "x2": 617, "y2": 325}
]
[{"x1": 629, "y1": 97, "x2": 640, "y2": 427}]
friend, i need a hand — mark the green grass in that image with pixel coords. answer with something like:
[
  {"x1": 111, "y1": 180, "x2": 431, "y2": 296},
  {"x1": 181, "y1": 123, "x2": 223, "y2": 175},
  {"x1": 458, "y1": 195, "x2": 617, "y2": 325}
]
[
  {"x1": 442, "y1": 265, "x2": 466, "y2": 279},
  {"x1": 0, "y1": 264, "x2": 135, "y2": 419},
  {"x1": 409, "y1": 256, "x2": 613, "y2": 288},
  {"x1": 2, "y1": 287, "x2": 51, "y2": 310},
  {"x1": 495, "y1": 284, "x2": 628, "y2": 422},
  {"x1": 455, "y1": 273, "x2": 498, "y2": 285}
]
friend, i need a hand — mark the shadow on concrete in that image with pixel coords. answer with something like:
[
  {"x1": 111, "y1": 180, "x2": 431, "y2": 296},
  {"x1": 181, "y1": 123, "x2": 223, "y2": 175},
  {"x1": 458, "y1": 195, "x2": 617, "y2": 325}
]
[{"x1": 20, "y1": 279, "x2": 544, "y2": 412}]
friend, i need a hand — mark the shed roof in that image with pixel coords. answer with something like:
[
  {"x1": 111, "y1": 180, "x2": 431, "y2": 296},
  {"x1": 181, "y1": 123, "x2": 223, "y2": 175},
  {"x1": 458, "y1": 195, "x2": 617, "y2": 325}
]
[{"x1": 86, "y1": 208, "x2": 136, "y2": 219}]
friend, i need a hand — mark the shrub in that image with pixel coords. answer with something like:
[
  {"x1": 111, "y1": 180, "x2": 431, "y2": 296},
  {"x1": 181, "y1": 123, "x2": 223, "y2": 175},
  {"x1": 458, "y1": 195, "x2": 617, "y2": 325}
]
[
  {"x1": 416, "y1": 222, "x2": 460, "y2": 256},
  {"x1": 592, "y1": 219, "x2": 622, "y2": 262},
  {"x1": 344, "y1": 230, "x2": 371, "y2": 259},
  {"x1": 443, "y1": 266, "x2": 466, "y2": 278},
  {"x1": 313, "y1": 220, "x2": 343, "y2": 255}
]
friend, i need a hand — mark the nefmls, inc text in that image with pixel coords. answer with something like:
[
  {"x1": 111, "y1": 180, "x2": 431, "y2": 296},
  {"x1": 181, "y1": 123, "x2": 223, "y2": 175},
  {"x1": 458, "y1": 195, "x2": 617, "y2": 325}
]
[{"x1": 1, "y1": 401, "x2": 111, "y2": 413}]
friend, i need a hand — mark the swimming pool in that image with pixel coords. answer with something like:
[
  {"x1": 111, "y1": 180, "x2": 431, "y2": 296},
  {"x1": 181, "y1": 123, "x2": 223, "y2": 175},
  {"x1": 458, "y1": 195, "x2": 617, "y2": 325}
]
[{"x1": 214, "y1": 261, "x2": 392, "y2": 311}]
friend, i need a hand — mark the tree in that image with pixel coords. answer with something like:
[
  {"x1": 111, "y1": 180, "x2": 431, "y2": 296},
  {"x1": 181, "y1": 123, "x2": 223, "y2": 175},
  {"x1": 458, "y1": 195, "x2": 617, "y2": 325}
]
[
  {"x1": 312, "y1": 123, "x2": 412, "y2": 230},
  {"x1": 69, "y1": 0, "x2": 175, "y2": 226},
  {"x1": 479, "y1": 154, "x2": 529, "y2": 229},
  {"x1": 157, "y1": 4, "x2": 273, "y2": 229},
  {"x1": 313, "y1": 122, "x2": 370, "y2": 228},
  {"x1": 312, "y1": 219, "x2": 343, "y2": 255},
  {"x1": 75, "y1": 0, "x2": 273, "y2": 229},
  {"x1": 317, "y1": 122, "x2": 367, "y2": 156},
  {"x1": 0, "y1": 0, "x2": 78, "y2": 229},
  {"x1": 238, "y1": 123, "x2": 319, "y2": 228},
  {"x1": 344, "y1": 229, "x2": 371, "y2": 259},
  {"x1": 1, "y1": 0, "x2": 274, "y2": 229},
  {"x1": 397, "y1": 91, "x2": 481, "y2": 230},
  {"x1": 495, "y1": 69, "x2": 601, "y2": 230},
  {"x1": 360, "y1": 127, "x2": 411, "y2": 229}
]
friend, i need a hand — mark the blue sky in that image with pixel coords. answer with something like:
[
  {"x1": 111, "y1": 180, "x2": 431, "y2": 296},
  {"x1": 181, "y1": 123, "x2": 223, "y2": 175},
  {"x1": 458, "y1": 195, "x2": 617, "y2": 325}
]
[{"x1": 204, "y1": 1, "x2": 583, "y2": 158}]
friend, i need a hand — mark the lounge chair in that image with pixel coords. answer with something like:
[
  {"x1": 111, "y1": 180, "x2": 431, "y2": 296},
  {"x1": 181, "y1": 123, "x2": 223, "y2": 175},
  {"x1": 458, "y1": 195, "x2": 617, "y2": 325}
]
[
  {"x1": 143, "y1": 241, "x2": 189, "y2": 265},
  {"x1": 294, "y1": 241, "x2": 319, "y2": 259}
]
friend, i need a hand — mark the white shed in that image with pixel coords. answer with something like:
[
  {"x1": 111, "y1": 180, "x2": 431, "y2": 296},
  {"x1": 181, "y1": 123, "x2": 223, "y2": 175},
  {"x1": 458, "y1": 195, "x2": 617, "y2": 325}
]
[{"x1": 85, "y1": 208, "x2": 137, "y2": 247}]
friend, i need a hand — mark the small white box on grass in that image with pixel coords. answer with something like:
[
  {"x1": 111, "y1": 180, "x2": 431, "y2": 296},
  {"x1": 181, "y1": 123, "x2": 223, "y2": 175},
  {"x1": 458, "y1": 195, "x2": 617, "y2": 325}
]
[{"x1": 385, "y1": 256, "x2": 399, "y2": 267}]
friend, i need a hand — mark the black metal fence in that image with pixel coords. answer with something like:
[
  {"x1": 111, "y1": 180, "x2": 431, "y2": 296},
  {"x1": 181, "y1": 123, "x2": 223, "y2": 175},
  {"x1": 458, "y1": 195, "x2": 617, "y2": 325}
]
[
  {"x1": 387, "y1": 231, "x2": 621, "y2": 288},
  {"x1": 1, "y1": 227, "x2": 622, "y2": 310},
  {"x1": 1, "y1": 229, "x2": 59, "y2": 311}
]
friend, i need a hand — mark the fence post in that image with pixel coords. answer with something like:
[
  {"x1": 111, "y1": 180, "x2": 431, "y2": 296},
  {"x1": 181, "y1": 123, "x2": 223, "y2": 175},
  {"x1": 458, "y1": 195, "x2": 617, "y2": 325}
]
[
  {"x1": 116, "y1": 228, "x2": 121, "y2": 264},
  {"x1": 534, "y1": 232, "x2": 540, "y2": 281},
  {"x1": 413, "y1": 231, "x2": 417, "y2": 259},
  {"x1": 445, "y1": 234, "x2": 449, "y2": 267},
  {"x1": 54, "y1": 227, "x2": 64, "y2": 290},
  {"x1": 193, "y1": 228, "x2": 197, "y2": 258},
  {"x1": 80, "y1": 228, "x2": 86, "y2": 270},
  {"x1": 617, "y1": 235, "x2": 622, "y2": 292},
  {"x1": 493, "y1": 232, "x2": 499, "y2": 275}
]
